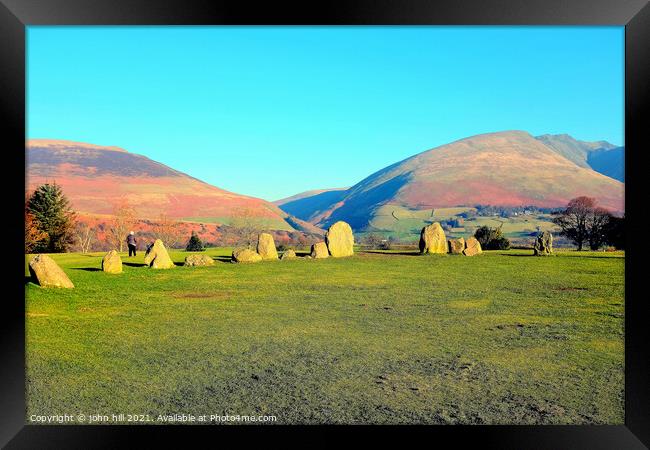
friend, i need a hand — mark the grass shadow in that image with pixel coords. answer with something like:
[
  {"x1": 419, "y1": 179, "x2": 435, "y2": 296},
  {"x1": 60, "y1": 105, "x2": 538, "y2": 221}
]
[
  {"x1": 72, "y1": 267, "x2": 102, "y2": 272},
  {"x1": 213, "y1": 256, "x2": 232, "y2": 263},
  {"x1": 25, "y1": 276, "x2": 33, "y2": 285},
  {"x1": 359, "y1": 250, "x2": 421, "y2": 256},
  {"x1": 123, "y1": 262, "x2": 148, "y2": 268}
]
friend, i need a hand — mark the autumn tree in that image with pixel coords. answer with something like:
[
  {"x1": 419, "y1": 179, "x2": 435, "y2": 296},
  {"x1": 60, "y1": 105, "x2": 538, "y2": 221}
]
[
  {"x1": 26, "y1": 183, "x2": 76, "y2": 252},
  {"x1": 152, "y1": 214, "x2": 183, "y2": 248},
  {"x1": 25, "y1": 205, "x2": 48, "y2": 253},
  {"x1": 107, "y1": 199, "x2": 136, "y2": 252}
]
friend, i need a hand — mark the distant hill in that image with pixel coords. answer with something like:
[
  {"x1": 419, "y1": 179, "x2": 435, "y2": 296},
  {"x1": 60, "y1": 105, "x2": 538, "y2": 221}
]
[
  {"x1": 535, "y1": 134, "x2": 624, "y2": 182},
  {"x1": 274, "y1": 188, "x2": 348, "y2": 223},
  {"x1": 26, "y1": 139, "x2": 296, "y2": 231},
  {"x1": 276, "y1": 131, "x2": 624, "y2": 231}
]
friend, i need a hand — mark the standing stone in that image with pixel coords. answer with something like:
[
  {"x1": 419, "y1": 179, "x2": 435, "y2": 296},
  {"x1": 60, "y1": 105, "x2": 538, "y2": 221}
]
[
  {"x1": 28, "y1": 254, "x2": 74, "y2": 288},
  {"x1": 419, "y1": 222, "x2": 447, "y2": 254},
  {"x1": 463, "y1": 236, "x2": 483, "y2": 256},
  {"x1": 256, "y1": 233, "x2": 279, "y2": 260},
  {"x1": 232, "y1": 248, "x2": 262, "y2": 263},
  {"x1": 102, "y1": 250, "x2": 123, "y2": 274},
  {"x1": 534, "y1": 231, "x2": 553, "y2": 256},
  {"x1": 143, "y1": 239, "x2": 175, "y2": 269},
  {"x1": 310, "y1": 242, "x2": 329, "y2": 259},
  {"x1": 325, "y1": 221, "x2": 354, "y2": 257},
  {"x1": 280, "y1": 249, "x2": 297, "y2": 260},
  {"x1": 184, "y1": 254, "x2": 215, "y2": 266},
  {"x1": 448, "y1": 238, "x2": 466, "y2": 254}
]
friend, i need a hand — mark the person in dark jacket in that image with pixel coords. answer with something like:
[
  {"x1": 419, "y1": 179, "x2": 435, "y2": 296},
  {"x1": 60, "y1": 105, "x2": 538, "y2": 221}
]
[{"x1": 126, "y1": 231, "x2": 137, "y2": 257}]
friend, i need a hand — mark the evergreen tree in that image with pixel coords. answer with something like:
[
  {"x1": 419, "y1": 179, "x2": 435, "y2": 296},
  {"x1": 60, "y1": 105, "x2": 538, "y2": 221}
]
[
  {"x1": 186, "y1": 231, "x2": 205, "y2": 251},
  {"x1": 26, "y1": 183, "x2": 76, "y2": 252}
]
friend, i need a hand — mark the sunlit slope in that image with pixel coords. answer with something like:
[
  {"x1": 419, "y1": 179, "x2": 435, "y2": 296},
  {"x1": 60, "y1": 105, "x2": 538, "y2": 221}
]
[{"x1": 26, "y1": 139, "x2": 294, "y2": 230}]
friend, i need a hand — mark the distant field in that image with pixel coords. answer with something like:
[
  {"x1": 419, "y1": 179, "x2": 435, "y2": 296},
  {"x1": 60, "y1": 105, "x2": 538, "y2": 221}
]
[
  {"x1": 25, "y1": 248, "x2": 624, "y2": 424},
  {"x1": 364, "y1": 204, "x2": 559, "y2": 243}
]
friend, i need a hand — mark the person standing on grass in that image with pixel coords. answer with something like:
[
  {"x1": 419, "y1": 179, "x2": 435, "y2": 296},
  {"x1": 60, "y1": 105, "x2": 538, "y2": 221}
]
[{"x1": 127, "y1": 231, "x2": 138, "y2": 257}]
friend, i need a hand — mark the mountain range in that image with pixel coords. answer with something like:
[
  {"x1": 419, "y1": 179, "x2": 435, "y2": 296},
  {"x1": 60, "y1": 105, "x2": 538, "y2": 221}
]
[
  {"x1": 26, "y1": 131, "x2": 624, "y2": 234},
  {"x1": 274, "y1": 131, "x2": 624, "y2": 230}
]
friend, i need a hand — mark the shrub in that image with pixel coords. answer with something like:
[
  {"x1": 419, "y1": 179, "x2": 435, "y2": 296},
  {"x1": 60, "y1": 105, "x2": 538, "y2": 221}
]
[
  {"x1": 185, "y1": 232, "x2": 205, "y2": 251},
  {"x1": 474, "y1": 225, "x2": 510, "y2": 250}
]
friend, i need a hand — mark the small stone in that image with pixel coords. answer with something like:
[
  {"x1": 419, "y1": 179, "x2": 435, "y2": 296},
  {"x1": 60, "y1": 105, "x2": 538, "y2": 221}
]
[
  {"x1": 310, "y1": 242, "x2": 329, "y2": 258},
  {"x1": 463, "y1": 237, "x2": 483, "y2": 256},
  {"x1": 184, "y1": 254, "x2": 215, "y2": 266},
  {"x1": 232, "y1": 248, "x2": 262, "y2": 263},
  {"x1": 280, "y1": 249, "x2": 297, "y2": 260},
  {"x1": 448, "y1": 238, "x2": 466, "y2": 254}
]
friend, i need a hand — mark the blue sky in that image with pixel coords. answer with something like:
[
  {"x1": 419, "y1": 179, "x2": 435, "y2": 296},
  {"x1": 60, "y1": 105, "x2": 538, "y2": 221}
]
[{"x1": 27, "y1": 26, "x2": 624, "y2": 201}]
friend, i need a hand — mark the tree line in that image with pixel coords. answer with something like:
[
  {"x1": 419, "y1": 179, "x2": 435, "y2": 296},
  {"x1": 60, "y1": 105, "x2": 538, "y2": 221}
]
[{"x1": 24, "y1": 183, "x2": 324, "y2": 253}]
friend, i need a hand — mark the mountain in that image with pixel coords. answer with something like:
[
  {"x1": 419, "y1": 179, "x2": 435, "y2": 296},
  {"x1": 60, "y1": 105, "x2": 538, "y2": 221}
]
[
  {"x1": 276, "y1": 131, "x2": 624, "y2": 231},
  {"x1": 535, "y1": 134, "x2": 624, "y2": 182},
  {"x1": 26, "y1": 139, "x2": 296, "y2": 231}
]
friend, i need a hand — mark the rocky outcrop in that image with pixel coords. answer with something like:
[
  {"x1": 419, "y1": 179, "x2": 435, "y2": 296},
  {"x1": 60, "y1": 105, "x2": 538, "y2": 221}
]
[
  {"x1": 325, "y1": 221, "x2": 354, "y2": 257},
  {"x1": 144, "y1": 239, "x2": 175, "y2": 269},
  {"x1": 28, "y1": 254, "x2": 74, "y2": 288},
  {"x1": 419, "y1": 223, "x2": 447, "y2": 254},
  {"x1": 534, "y1": 231, "x2": 553, "y2": 256},
  {"x1": 102, "y1": 250, "x2": 123, "y2": 274},
  {"x1": 256, "y1": 233, "x2": 279, "y2": 260}
]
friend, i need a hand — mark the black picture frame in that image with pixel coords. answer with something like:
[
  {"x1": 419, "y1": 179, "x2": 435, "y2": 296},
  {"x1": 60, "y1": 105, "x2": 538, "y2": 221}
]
[{"x1": 2, "y1": 0, "x2": 648, "y2": 447}]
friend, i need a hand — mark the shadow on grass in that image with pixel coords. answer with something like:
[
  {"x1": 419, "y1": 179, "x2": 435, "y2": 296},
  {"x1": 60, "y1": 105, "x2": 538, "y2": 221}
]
[
  {"x1": 359, "y1": 250, "x2": 421, "y2": 256},
  {"x1": 123, "y1": 262, "x2": 147, "y2": 268},
  {"x1": 72, "y1": 267, "x2": 102, "y2": 272},
  {"x1": 25, "y1": 276, "x2": 32, "y2": 285},
  {"x1": 213, "y1": 256, "x2": 232, "y2": 263}
]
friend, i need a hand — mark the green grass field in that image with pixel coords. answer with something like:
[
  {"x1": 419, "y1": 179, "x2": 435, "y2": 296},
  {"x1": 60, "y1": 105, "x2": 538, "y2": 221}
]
[{"x1": 25, "y1": 248, "x2": 624, "y2": 425}]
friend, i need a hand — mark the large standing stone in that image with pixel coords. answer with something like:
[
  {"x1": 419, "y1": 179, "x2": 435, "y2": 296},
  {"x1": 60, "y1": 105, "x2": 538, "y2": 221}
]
[
  {"x1": 184, "y1": 254, "x2": 215, "y2": 266},
  {"x1": 256, "y1": 233, "x2": 279, "y2": 260},
  {"x1": 232, "y1": 248, "x2": 262, "y2": 263},
  {"x1": 463, "y1": 237, "x2": 483, "y2": 256},
  {"x1": 325, "y1": 221, "x2": 354, "y2": 257},
  {"x1": 534, "y1": 231, "x2": 553, "y2": 256},
  {"x1": 280, "y1": 249, "x2": 297, "y2": 260},
  {"x1": 144, "y1": 239, "x2": 175, "y2": 269},
  {"x1": 102, "y1": 250, "x2": 123, "y2": 274},
  {"x1": 419, "y1": 222, "x2": 447, "y2": 254},
  {"x1": 28, "y1": 254, "x2": 74, "y2": 288},
  {"x1": 310, "y1": 242, "x2": 329, "y2": 259},
  {"x1": 448, "y1": 238, "x2": 466, "y2": 254}
]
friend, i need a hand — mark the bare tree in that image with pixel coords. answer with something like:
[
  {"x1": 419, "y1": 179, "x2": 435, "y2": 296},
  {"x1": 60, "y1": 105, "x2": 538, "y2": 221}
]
[
  {"x1": 107, "y1": 199, "x2": 136, "y2": 252},
  {"x1": 229, "y1": 207, "x2": 266, "y2": 248},
  {"x1": 553, "y1": 196, "x2": 612, "y2": 251},
  {"x1": 73, "y1": 221, "x2": 97, "y2": 253},
  {"x1": 152, "y1": 214, "x2": 183, "y2": 248}
]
